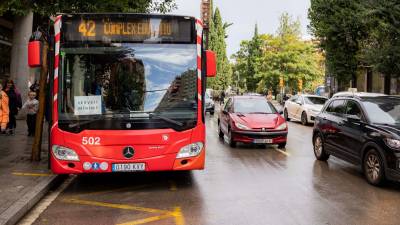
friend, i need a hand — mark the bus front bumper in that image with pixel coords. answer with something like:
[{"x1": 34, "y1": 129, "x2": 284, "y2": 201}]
[{"x1": 51, "y1": 150, "x2": 205, "y2": 174}]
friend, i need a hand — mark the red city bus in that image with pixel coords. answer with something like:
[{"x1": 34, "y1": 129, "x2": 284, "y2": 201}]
[{"x1": 33, "y1": 14, "x2": 216, "y2": 174}]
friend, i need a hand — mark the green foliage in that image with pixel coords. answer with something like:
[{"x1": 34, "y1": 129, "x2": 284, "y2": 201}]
[
  {"x1": 361, "y1": 1, "x2": 400, "y2": 77},
  {"x1": 0, "y1": 0, "x2": 177, "y2": 16},
  {"x1": 208, "y1": 7, "x2": 231, "y2": 90},
  {"x1": 233, "y1": 13, "x2": 324, "y2": 94},
  {"x1": 309, "y1": 0, "x2": 400, "y2": 84},
  {"x1": 309, "y1": 0, "x2": 367, "y2": 83}
]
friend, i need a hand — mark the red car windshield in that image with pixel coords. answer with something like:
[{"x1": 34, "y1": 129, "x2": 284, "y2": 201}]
[{"x1": 234, "y1": 98, "x2": 276, "y2": 114}]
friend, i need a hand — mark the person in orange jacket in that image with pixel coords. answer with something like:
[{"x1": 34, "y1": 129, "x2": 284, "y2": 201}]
[{"x1": 0, "y1": 82, "x2": 9, "y2": 134}]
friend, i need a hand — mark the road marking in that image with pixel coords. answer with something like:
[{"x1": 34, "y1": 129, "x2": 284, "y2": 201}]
[
  {"x1": 63, "y1": 198, "x2": 184, "y2": 225},
  {"x1": 118, "y1": 214, "x2": 172, "y2": 225},
  {"x1": 12, "y1": 172, "x2": 52, "y2": 177},
  {"x1": 168, "y1": 180, "x2": 177, "y2": 191},
  {"x1": 118, "y1": 207, "x2": 184, "y2": 225},
  {"x1": 17, "y1": 175, "x2": 76, "y2": 225},
  {"x1": 63, "y1": 198, "x2": 172, "y2": 214},
  {"x1": 172, "y1": 207, "x2": 185, "y2": 225},
  {"x1": 75, "y1": 184, "x2": 149, "y2": 198},
  {"x1": 274, "y1": 149, "x2": 291, "y2": 156}
]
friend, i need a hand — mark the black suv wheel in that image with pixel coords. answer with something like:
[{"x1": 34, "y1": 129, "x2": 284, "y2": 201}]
[
  {"x1": 313, "y1": 134, "x2": 329, "y2": 161},
  {"x1": 363, "y1": 149, "x2": 385, "y2": 186}
]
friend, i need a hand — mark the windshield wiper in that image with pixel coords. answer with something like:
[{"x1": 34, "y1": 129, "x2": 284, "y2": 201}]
[
  {"x1": 67, "y1": 116, "x2": 105, "y2": 128},
  {"x1": 148, "y1": 113, "x2": 184, "y2": 127}
]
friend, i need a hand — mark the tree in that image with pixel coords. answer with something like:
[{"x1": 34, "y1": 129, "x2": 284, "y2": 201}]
[
  {"x1": 308, "y1": 0, "x2": 368, "y2": 87},
  {"x1": 277, "y1": 12, "x2": 301, "y2": 39},
  {"x1": 361, "y1": 0, "x2": 400, "y2": 88},
  {"x1": 208, "y1": 7, "x2": 231, "y2": 90},
  {"x1": 246, "y1": 24, "x2": 263, "y2": 92},
  {"x1": 0, "y1": 0, "x2": 176, "y2": 16},
  {"x1": 233, "y1": 13, "x2": 324, "y2": 94}
]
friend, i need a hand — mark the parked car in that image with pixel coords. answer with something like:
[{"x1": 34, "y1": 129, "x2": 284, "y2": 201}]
[
  {"x1": 315, "y1": 85, "x2": 326, "y2": 96},
  {"x1": 205, "y1": 92, "x2": 215, "y2": 115},
  {"x1": 313, "y1": 93, "x2": 400, "y2": 185},
  {"x1": 218, "y1": 96, "x2": 288, "y2": 148},
  {"x1": 284, "y1": 94, "x2": 328, "y2": 125}
]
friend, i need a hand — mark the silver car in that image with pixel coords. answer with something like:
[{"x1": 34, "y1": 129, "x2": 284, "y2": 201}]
[
  {"x1": 283, "y1": 94, "x2": 328, "y2": 125},
  {"x1": 205, "y1": 92, "x2": 215, "y2": 115}
]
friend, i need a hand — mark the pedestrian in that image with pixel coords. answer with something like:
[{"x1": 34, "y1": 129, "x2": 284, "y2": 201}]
[
  {"x1": 30, "y1": 80, "x2": 40, "y2": 100},
  {"x1": 4, "y1": 79, "x2": 22, "y2": 135},
  {"x1": 0, "y1": 83, "x2": 9, "y2": 134},
  {"x1": 21, "y1": 91, "x2": 39, "y2": 136},
  {"x1": 220, "y1": 91, "x2": 225, "y2": 105},
  {"x1": 266, "y1": 90, "x2": 273, "y2": 102}
]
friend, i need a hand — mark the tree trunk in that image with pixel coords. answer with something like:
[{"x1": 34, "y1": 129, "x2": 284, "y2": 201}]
[
  {"x1": 31, "y1": 42, "x2": 48, "y2": 162},
  {"x1": 384, "y1": 74, "x2": 391, "y2": 95}
]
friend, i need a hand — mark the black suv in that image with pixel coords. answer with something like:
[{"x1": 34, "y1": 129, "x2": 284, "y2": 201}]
[{"x1": 313, "y1": 93, "x2": 400, "y2": 185}]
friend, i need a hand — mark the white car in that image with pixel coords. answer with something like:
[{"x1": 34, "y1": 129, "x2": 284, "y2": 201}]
[{"x1": 283, "y1": 94, "x2": 328, "y2": 125}]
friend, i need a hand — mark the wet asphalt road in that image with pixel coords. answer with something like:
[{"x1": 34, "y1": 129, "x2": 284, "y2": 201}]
[{"x1": 29, "y1": 114, "x2": 400, "y2": 225}]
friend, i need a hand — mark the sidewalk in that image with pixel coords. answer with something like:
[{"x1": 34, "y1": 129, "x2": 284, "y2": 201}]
[{"x1": 0, "y1": 121, "x2": 62, "y2": 225}]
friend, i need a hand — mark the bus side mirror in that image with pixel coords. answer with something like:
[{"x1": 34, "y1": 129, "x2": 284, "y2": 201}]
[
  {"x1": 206, "y1": 50, "x2": 216, "y2": 77},
  {"x1": 28, "y1": 40, "x2": 42, "y2": 67}
]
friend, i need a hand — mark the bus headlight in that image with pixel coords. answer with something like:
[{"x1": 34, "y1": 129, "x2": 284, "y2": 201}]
[
  {"x1": 176, "y1": 142, "x2": 204, "y2": 159},
  {"x1": 52, "y1": 145, "x2": 80, "y2": 161}
]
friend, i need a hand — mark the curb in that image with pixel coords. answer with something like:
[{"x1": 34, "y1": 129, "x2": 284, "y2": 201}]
[{"x1": 0, "y1": 175, "x2": 65, "y2": 225}]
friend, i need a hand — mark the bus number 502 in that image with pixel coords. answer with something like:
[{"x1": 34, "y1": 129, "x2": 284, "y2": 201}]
[{"x1": 82, "y1": 137, "x2": 101, "y2": 145}]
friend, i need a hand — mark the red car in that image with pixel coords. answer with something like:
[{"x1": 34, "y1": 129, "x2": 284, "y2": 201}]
[{"x1": 218, "y1": 96, "x2": 288, "y2": 148}]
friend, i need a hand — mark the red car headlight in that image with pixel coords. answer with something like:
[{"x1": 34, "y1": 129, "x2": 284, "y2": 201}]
[
  {"x1": 235, "y1": 122, "x2": 251, "y2": 130},
  {"x1": 275, "y1": 123, "x2": 287, "y2": 131}
]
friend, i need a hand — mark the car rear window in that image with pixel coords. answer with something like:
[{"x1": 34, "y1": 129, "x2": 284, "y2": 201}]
[{"x1": 304, "y1": 97, "x2": 327, "y2": 105}]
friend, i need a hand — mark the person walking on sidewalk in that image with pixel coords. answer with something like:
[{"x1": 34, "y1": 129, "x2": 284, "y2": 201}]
[
  {"x1": 4, "y1": 79, "x2": 22, "y2": 135},
  {"x1": 0, "y1": 83, "x2": 9, "y2": 134},
  {"x1": 21, "y1": 91, "x2": 39, "y2": 136},
  {"x1": 266, "y1": 90, "x2": 273, "y2": 102}
]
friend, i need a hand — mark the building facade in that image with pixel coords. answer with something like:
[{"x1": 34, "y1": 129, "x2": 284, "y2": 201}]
[{"x1": 0, "y1": 13, "x2": 34, "y2": 103}]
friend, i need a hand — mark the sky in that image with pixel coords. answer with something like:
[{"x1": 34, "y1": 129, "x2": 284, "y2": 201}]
[{"x1": 170, "y1": 0, "x2": 312, "y2": 57}]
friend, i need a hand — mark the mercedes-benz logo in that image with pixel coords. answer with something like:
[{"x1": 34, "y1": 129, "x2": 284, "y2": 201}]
[{"x1": 123, "y1": 146, "x2": 135, "y2": 159}]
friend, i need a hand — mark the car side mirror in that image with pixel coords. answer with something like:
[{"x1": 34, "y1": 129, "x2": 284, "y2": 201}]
[
  {"x1": 222, "y1": 110, "x2": 228, "y2": 115},
  {"x1": 278, "y1": 109, "x2": 283, "y2": 115},
  {"x1": 347, "y1": 114, "x2": 361, "y2": 122}
]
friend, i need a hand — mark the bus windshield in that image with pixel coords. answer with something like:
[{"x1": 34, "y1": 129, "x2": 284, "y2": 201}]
[{"x1": 59, "y1": 44, "x2": 198, "y2": 131}]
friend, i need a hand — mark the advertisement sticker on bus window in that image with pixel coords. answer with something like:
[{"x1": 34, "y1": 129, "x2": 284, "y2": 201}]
[{"x1": 74, "y1": 96, "x2": 102, "y2": 115}]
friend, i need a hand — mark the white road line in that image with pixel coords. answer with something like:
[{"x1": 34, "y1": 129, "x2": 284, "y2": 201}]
[{"x1": 17, "y1": 175, "x2": 77, "y2": 225}]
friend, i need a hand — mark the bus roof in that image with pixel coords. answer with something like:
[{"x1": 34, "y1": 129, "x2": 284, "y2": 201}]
[{"x1": 60, "y1": 13, "x2": 197, "y2": 21}]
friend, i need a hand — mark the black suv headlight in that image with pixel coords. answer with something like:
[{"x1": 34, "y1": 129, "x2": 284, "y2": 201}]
[{"x1": 384, "y1": 138, "x2": 400, "y2": 150}]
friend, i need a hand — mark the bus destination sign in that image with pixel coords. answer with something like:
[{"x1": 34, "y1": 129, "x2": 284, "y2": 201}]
[{"x1": 63, "y1": 16, "x2": 194, "y2": 43}]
